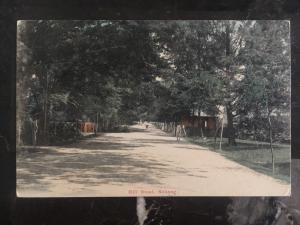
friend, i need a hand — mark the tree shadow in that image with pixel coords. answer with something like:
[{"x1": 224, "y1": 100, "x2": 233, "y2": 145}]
[
  {"x1": 17, "y1": 143, "x2": 209, "y2": 192},
  {"x1": 149, "y1": 131, "x2": 173, "y2": 137},
  {"x1": 17, "y1": 125, "x2": 211, "y2": 193},
  {"x1": 175, "y1": 146, "x2": 208, "y2": 150},
  {"x1": 128, "y1": 127, "x2": 148, "y2": 133},
  {"x1": 134, "y1": 138, "x2": 178, "y2": 144},
  {"x1": 259, "y1": 162, "x2": 290, "y2": 177},
  {"x1": 220, "y1": 142, "x2": 289, "y2": 152},
  {"x1": 222, "y1": 156, "x2": 291, "y2": 183},
  {"x1": 67, "y1": 141, "x2": 148, "y2": 151}
]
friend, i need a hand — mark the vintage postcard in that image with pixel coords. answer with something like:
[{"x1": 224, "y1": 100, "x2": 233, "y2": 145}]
[{"x1": 16, "y1": 20, "x2": 291, "y2": 197}]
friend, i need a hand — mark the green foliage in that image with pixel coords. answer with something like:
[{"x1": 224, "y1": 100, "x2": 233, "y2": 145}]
[
  {"x1": 17, "y1": 20, "x2": 290, "y2": 145},
  {"x1": 49, "y1": 122, "x2": 81, "y2": 145},
  {"x1": 18, "y1": 20, "x2": 162, "y2": 143},
  {"x1": 236, "y1": 21, "x2": 290, "y2": 143}
]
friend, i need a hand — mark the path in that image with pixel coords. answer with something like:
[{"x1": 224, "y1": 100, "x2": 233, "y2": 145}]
[{"x1": 17, "y1": 124, "x2": 290, "y2": 197}]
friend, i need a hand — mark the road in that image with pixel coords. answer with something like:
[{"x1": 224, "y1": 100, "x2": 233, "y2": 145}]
[{"x1": 17, "y1": 124, "x2": 290, "y2": 197}]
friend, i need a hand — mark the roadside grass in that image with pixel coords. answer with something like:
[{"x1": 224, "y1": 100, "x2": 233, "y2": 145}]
[{"x1": 186, "y1": 137, "x2": 291, "y2": 183}]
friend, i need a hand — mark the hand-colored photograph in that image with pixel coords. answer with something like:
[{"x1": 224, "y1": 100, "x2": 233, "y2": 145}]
[{"x1": 16, "y1": 20, "x2": 291, "y2": 197}]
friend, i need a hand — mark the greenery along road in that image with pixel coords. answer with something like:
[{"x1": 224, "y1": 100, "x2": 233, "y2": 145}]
[
  {"x1": 17, "y1": 124, "x2": 290, "y2": 197},
  {"x1": 16, "y1": 20, "x2": 290, "y2": 191},
  {"x1": 17, "y1": 20, "x2": 290, "y2": 151},
  {"x1": 187, "y1": 137, "x2": 290, "y2": 183}
]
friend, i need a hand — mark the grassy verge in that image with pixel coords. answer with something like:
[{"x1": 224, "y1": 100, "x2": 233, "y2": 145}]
[{"x1": 186, "y1": 137, "x2": 291, "y2": 183}]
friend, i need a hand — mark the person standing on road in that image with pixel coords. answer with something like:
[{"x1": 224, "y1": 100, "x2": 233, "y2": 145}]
[{"x1": 176, "y1": 124, "x2": 186, "y2": 142}]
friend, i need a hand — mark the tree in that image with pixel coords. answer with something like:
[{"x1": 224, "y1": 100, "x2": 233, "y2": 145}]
[
  {"x1": 17, "y1": 20, "x2": 163, "y2": 144},
  {"x1": 17, "y1": 20, "x2": 291, "y2": 154},
  {"x1": 238, "y1": 20, "x2": 290, "y2": 173},
  {"x1": 150, "y1": 21, "x2": 221, "y2": 128}
]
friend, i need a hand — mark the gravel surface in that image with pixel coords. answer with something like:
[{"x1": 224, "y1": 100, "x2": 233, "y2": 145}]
[{"x1": 17, "y1": 124, "x2": 290, "y2": 197}]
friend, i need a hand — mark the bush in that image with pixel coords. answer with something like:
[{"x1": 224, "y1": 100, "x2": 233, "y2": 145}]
[
  {"x1": 110, "y1": 125, "x2": 129, "y2": 133},
  {"x1": 49, "y1": 122, "x2": 81, "y2": 144},
  {"x1": 236, "y1": 115, "x2": 290, "y2": 143}
]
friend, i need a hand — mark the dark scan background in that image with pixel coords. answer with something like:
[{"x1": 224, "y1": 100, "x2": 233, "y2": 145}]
[
  {"x1": 13, "y1": 161, "x2": 300, "y2": 225},
  {"x1": 1, "y1": 0, "x2": 300, "y2": 225}
]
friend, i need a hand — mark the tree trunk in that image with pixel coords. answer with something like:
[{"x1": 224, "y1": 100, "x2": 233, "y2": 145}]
[
  {"x1": 219, "y1": 117, "x2": 224, "y2": 150},
  {"x1": 267, "y1": 104, "x2": 275, "y2": 174},
  {"x1": 253, "y1": 123, "x2": 259, "y2": 147},
  {"x1": 106, "y1": 119, "x2": 110, "y2": 131},
  {"x1": 226, "y1": 104, "x2": 236, "y2": 145},
  {"x1": 198, "y1": 108, "x2": 204, "y2": 138},
  {"x1": 172, "y1": 122, "x2": 176, "y2": 135},
  {"x1": 214, "y1": 125, "x2": 220, "y2": 149},
  {"x1": 32, "y1": 120, "x2": 38, "y2": 146},
  {"x1": 223, "y1": 24, "x2": 236, "y2": 146},
  {"x1": 200, "y1": 126, "x2": 204, "y2": 138},
  {"x1": 16, "y1": 80, "x2": 23, "y2": 146},
  {"x1": 102, "y1": 118, "x2": 105, "y2": 132},
  {"x1": 17, "y1": 122, "x2": 22, "y2": 146},
  {"x1": 96, "y1": 112, "x2": 99, "y2": 133},
  {"x1": 42, "y1": 73, "x2": 49, "y2": 145}
]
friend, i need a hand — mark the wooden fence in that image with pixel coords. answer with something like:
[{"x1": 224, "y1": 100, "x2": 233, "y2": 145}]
[
  {"x1": 152, "y1": 120, "x2": 219, "y2": 137},
  {"x1": 152, "y1": 122, "x2": 177, "y2": 136}
]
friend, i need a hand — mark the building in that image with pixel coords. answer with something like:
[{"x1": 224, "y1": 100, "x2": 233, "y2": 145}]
[
  {"x1": 181, "y1": 112, "x2": 217, "y2": 137},
  {"x1": 79, "y1": 122, "x2": 96, "y2": 133}
]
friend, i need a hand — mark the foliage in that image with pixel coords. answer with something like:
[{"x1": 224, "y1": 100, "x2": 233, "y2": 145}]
[
  {"x1": 17, "y1": 20, "x2": 161, "y2": 144},
  {"x1": 17, "y1": 20, "x2": 290, "y2": 146}
]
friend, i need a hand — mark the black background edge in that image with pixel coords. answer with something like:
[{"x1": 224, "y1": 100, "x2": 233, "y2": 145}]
[{"x1": 0, "y1": 1, "x2": 299, "y2": 225}]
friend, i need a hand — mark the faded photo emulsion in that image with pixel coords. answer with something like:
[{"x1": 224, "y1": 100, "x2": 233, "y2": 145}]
[{"x1": 16, "y1": 20, "x2": 291, "y2": 197}]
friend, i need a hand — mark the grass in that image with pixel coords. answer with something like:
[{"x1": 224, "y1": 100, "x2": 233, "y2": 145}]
[{"x1": 186, "y1": 137, "x2": 291, "y2": 183}]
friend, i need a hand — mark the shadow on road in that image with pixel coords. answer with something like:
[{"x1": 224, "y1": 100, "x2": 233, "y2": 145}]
[
  {"x1": 149, "y1": 132, "x2": 170, "y2": 137},
  {"x1": 128, "y1": 126, "x2": 148, "y2": 132},
  {"x1": 17, "y1": 148, "x2": 163, "y2": 190},
  {"x1": 68, "y1": 141, "x2": 147, "y2": 151},
  {"x1": 175, "y1": 146, "x2": 207, "y2": 150},
  {"x1": 17, "y1": 142, "x2": 205, "y2": 192},
  {"x1": 134, "y1": 138, "x2": 178, "y2": 144},
  {"x1": 17, "y1": 125, "x2": 211, "y2": 193}
]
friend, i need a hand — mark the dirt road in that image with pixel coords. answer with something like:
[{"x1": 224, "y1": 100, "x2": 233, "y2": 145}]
[{"x1": 17, "y1": 124, "x2": 290, "y2": 197}]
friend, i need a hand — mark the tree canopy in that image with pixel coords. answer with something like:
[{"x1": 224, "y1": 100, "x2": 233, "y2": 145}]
[{"x1": 17, "y1": 20, "x2": 290, "y2": 146}]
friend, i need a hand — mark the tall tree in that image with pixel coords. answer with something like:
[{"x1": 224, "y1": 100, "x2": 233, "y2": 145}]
[{"x1": 239, "y1": 20, "x2": 290, "y2": 172}]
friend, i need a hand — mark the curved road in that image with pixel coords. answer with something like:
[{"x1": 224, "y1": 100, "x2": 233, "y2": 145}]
[{"x1": 17, "y1": 124, "x2": 290, "y2": 197}]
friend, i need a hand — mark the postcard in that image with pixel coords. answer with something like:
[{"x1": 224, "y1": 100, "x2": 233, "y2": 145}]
[{"x1": 16, "y1": 20, "x2": 291, "y2": 197}]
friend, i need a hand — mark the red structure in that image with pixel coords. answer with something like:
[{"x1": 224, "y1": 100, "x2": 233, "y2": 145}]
[
  {"x1": 181, "y1": 115, "x2": 217, "y2": 135},
  {"x1": 80, "y1": 122, "x2": 96, "y2": 133}
]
